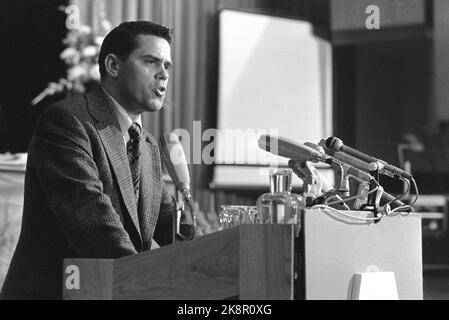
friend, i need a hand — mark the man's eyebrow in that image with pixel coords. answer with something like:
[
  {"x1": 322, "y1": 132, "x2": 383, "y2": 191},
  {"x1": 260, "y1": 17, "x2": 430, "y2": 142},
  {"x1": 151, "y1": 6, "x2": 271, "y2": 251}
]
[{"x1": 142, "y1": 54, "x2": 173, "y2": 66}]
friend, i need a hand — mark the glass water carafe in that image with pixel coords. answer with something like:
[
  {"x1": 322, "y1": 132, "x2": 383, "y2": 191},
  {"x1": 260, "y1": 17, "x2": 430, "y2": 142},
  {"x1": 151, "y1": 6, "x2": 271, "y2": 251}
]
[{"x1": 257, "y1": 168, "x2": 303, "y2": 227}]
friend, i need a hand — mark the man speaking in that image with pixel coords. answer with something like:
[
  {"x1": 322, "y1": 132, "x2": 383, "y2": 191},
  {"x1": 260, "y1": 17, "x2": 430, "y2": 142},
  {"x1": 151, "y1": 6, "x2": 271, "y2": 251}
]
[{"x1": 1, "y1": 20, "x2": 193, "y2": 300}]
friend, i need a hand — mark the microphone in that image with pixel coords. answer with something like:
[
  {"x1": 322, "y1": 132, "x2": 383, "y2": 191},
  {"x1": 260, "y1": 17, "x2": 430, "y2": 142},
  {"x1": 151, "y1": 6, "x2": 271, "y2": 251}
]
[
  {"x1": 306, "y1": 142, "x2": 406, "y2": 208},
  {"x1": 158, "y1": 133, "x2": 195, "y2": 241},
  {"x1": 330, "y1": 150, "x2": 377, "y2": 173},
  {"x1": 258, "y1": 134, "x2": 328, "y2": 163},
  {"x1": 159, "y1": 133, "x2": 192, "y2": 199},
  {"x1": 319, "y1": 139, "x2": 375, "y2": 172},
  {"x1": 258, "y1": 135, "x2": 374, "y2": 183},
  {"x1": 304, "y1": 142, "x2": 325, "y2": 154},
  {"x1": 306, "y1": 142, "x2": 375, "y2": 176},
  {"x1": 319, "y1": 142, "x2": 406, "y2": 207},
  {"x1": 325, "y1": 137, "x2": 412, "y2": 179},
  {"x1": 288, "y1": 159, "x2": 334, "y2": 193}
]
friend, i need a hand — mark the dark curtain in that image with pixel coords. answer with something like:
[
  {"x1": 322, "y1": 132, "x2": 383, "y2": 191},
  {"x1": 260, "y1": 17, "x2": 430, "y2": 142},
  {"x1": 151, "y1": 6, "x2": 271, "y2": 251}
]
[{"x1": 0, "y1": 0, "x2": 67, "y2": 152}]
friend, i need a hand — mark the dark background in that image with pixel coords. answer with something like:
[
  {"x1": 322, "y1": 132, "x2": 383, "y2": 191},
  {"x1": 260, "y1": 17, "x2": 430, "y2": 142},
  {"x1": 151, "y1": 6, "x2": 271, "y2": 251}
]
[{"x1": 0, "y1": 0, "x2": 67, "y2": 153}]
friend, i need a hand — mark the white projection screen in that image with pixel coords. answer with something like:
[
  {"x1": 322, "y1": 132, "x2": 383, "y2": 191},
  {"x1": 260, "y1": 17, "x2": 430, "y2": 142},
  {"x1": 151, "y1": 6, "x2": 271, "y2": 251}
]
[{"x1": 213, "y1": 10, "x2": 333, "y2": 187}]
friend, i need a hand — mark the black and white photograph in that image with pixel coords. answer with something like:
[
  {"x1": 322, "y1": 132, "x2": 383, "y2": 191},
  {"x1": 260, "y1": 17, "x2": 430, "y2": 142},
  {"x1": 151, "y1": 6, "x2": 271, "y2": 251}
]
[{"x1": 0, "y1": 0, "x2": 447, "y2": 303}]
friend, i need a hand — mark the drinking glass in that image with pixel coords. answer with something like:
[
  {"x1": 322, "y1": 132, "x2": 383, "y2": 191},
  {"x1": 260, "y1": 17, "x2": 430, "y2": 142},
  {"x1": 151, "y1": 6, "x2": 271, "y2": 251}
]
[{"x1": 218, "y1": 205, "x2": 258, "y2": 230}]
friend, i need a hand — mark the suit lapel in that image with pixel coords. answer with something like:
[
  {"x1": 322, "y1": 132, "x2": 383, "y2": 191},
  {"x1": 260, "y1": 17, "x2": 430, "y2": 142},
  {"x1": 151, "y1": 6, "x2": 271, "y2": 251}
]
[
  {"x1": 86, "y1": 89, "x2": 142, "y2": 247},
  {"x1": 138, "y1": 131, "x2": 162, "y2": 250}
]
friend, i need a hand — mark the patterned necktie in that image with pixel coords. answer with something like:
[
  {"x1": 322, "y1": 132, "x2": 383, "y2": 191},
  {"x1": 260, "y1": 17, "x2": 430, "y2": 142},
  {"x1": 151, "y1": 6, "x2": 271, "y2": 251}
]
[{"x1": 127, "y1": 122, "x2": 141, "y2": 201}]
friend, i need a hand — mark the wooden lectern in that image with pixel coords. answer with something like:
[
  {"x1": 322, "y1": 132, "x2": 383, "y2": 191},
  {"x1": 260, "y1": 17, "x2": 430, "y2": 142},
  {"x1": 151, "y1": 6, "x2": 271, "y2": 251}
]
[
  {"x1": 62, "y1": 209, "x2": 423, "y2": 300},
  {"x1": 62, "y1": 224, "x2": 295, "y2": 300}
]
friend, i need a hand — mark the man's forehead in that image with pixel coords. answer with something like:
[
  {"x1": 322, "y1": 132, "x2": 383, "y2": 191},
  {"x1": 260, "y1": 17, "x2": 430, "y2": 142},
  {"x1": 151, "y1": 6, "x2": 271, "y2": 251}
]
[
  {"x1": 132, "y1": 34, "x2": 172, "y2": 63},
  {"x1": 135, "y1": 34, "x2": 170, "y2": 51}
]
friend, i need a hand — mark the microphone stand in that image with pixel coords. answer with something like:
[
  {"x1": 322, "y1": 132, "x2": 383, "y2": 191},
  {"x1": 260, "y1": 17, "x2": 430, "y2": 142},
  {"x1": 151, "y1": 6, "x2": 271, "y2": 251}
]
[
  {"x1": 313, "y1": 163, "x2": 348, "y2": 207},
  {"x1": 360, "y1": 163, "x2": 381, "y2": 222},
  {"x1": 288, "y1": 160, "x2": 319, "y2": 207},
  {"x1": 172, "y1": 189, "x2": 183, "y2": 244},
  {"x1": 331, "y1": 163, "x2": 350, "y2": 198},
  {"x1": 353, "y1": 182, "x2": 370, "y2": 210},
  {"x1": 173, "y1": 185, "x2": 196, "y2": 244}
]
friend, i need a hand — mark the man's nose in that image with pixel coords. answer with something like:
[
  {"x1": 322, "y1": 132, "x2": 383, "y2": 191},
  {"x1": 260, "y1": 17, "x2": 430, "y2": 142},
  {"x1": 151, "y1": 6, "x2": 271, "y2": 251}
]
[{"x1": 155, "y1": 68, "x2": 169, "y2": 81}]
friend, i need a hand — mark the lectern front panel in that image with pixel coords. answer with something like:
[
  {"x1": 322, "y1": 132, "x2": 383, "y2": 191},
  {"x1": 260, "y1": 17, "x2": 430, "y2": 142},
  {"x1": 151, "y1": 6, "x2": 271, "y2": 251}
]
[{"x1": 301, "y1": 209, "x2": 422, "y2": 300}]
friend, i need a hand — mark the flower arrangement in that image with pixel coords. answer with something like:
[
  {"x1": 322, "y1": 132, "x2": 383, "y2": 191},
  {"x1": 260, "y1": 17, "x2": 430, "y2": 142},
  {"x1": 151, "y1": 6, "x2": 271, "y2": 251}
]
[{"x1": 32, "y1": 6, "x2": 112, "y2": 106}]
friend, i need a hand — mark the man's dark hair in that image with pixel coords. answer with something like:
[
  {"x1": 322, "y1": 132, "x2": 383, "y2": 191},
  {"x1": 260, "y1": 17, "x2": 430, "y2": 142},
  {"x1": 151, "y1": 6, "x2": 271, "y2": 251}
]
[{"x1": 98, "y1": 20, "x2": 173, "y2": 79}]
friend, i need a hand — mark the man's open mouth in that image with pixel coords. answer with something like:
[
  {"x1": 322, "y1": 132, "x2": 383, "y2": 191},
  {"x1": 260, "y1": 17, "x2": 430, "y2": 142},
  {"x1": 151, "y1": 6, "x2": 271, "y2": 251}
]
[{"x1": 153, "y1": 87, "x2": 165, "y2": 98}]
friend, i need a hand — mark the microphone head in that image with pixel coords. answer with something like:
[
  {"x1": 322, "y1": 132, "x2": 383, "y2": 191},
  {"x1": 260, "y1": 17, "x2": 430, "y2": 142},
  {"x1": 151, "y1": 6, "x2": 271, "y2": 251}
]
[
  {"x1": 258, "y1": 134, "x2": 272, "y2": 152},
  {"x1": 304, "y1": 142, "x2": 325, "y2": 154},
  {"x1": 258, "y1": 134, "x2": 324, "y2": 163},
  {"x1": 158, "y1": 133, "x2": 190, "y2": 189},
  {"x1": 318, "y1": 139, "x2": 335, "y2": 157},
  {"x1": 325, "y1": 137, "x2": 343, "y2": 152},
  {"x1": 318, "y1": 139, "x2": 327, "y2": 148}
]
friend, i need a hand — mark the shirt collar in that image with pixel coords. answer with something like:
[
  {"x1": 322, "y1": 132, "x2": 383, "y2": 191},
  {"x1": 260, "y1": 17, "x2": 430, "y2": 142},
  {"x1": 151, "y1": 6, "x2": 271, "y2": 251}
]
[{"x1": 102, "y1": 87, "x2": 142, "y2": 134}]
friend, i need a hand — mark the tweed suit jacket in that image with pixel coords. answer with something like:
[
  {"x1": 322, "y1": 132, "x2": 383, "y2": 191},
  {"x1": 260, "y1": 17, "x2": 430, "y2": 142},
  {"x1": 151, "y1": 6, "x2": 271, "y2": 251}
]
[{"x1": 0, "y1": 88, "x2": 177, "y2": 300}]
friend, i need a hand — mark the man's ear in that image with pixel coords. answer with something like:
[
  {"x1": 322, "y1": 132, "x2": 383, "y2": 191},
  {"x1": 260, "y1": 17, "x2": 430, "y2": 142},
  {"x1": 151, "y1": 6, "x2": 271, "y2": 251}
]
[{"x1": 104, "y1": 53, "x2": 120, "y2": 78}]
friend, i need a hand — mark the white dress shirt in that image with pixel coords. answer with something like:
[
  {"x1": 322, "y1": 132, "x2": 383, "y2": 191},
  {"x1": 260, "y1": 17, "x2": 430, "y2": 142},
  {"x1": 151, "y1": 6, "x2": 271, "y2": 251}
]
[{"x1": 102, "y1": 87, "x2": 142, "y2": 145}]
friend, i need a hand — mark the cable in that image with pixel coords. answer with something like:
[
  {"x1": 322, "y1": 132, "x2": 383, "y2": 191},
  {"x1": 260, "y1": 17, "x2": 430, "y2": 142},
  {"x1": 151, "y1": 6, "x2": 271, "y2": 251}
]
[
  {"x1": 385, "y1": 178, "x2": 420, "y2": 215},
  {"x1": 409, "y1": 177, "x2": 419, "y2": 207},
  {"x1": 311, "y1": 204, "x2": 381, "y2": 222},
  {"x1": 325, "y1": 194, "x2": 351, "y2": 210},
  {"x1": 369, "y1": 176, "x2": 417, "y2": 215},
  {"x1": 325, "y1": 183, "x2": 380, "y2": 207},
  {"x1": 382, "y1": 177, "x2": 411, "y2": 212}
]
